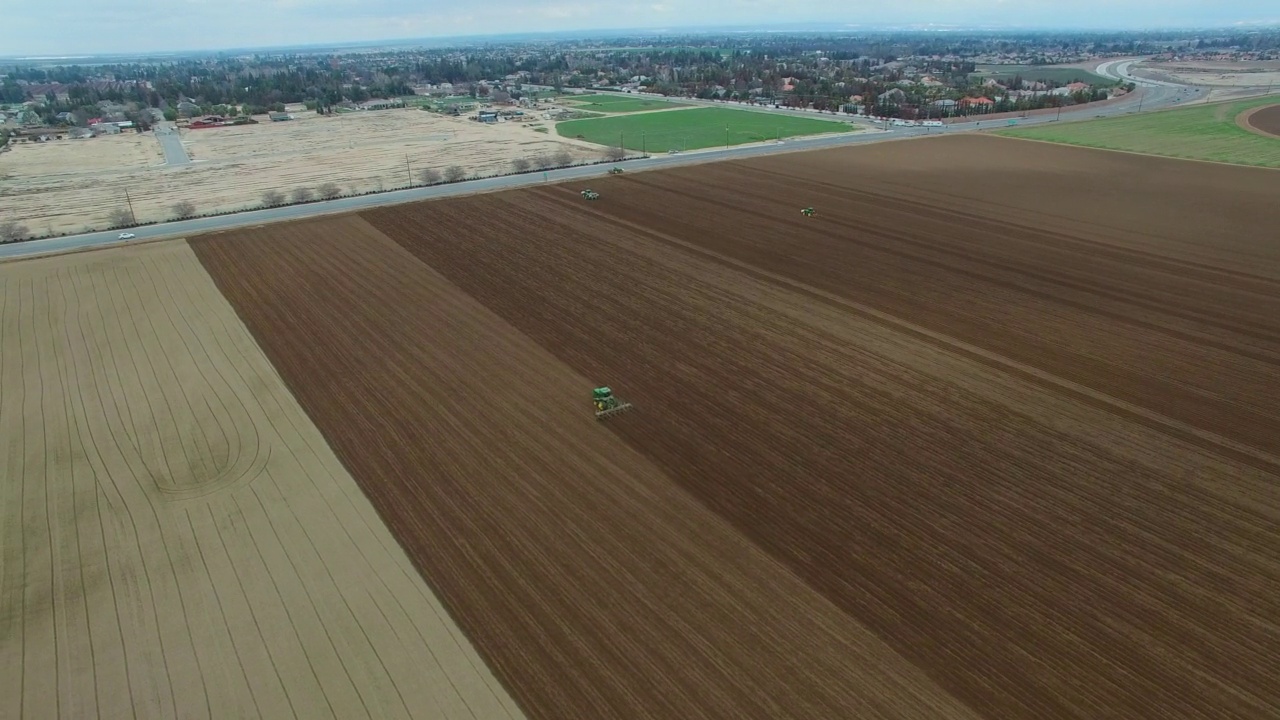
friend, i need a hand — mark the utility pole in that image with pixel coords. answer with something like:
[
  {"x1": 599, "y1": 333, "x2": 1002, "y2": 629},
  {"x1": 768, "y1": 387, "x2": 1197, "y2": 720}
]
[
  {"x1": 1056, "y1": 104, "x2": 1063, "y2": 122},
  {"x1": 123, "y1": 188, "x2": 137, "y2": 225},
  {"x1": 641, "y1": 131, "x2": 646, "y2": 156},
  {"x1": 1137, "y1": 90, "x2": 1145, "y2": 113},
  {"x1": 406, "y1": 154, "x2": 412, "y2": 187},
  {"x1": 725, "y1": 124, "x2": 729, "y2": 149}
]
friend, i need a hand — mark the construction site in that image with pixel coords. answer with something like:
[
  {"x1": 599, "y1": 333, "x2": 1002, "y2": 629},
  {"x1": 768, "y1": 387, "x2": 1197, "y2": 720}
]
[{"x1": 2, "y1": 133, "x2": 1278, "y2": 719}]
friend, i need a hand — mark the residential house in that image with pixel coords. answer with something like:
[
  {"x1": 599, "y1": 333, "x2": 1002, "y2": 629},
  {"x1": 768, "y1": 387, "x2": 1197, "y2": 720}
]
[
  {"x1": 877, "y1": 88, "x2": 907, "y2": 105},
  {"x1": 957, "y1": 97, "x2": 996, "y2": 112}
]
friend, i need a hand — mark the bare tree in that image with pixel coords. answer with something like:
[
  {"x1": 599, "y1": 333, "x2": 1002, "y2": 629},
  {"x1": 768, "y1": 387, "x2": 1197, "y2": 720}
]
[
  {"x1": 551, "y1": 149, "x2": 573, "y2": 167},
  {"x1": 317, "y1": 182, "x2": 342, "y2": 199},
  {"x1": 419, "y1": 167, "x2": 441, "y2": 185},
  {"x1": 443, "y1": 165, "x2": 467, "y2": 183},
  {"x1": 510, "y1": 157, "x2": 531, "y2": 173},
  {"x1": 107, "y1": 208, "x2": 134, "y2": 227},
  {"x1": 171, "y1": 201, "x2": 196, "y2": 219},
  {"x1": 262, "y1": 189, "x2": 285, "y2": 207},
  {"x1": 530, "y1": 153, "x2": 552, "y2": 170},
  {"x1": 0, "y1": 219, "x2": 30, "y2": 243},
  {"x1": 605, "y1": 146, "x2": 627, "y2": 161},
  {"x1": 291, "y1": 187, "x2": 314, "y2": 203}
]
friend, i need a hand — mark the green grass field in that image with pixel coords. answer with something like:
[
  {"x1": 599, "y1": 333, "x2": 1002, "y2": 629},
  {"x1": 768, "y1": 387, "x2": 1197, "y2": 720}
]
[
  {"x1": 974, "y1": 65, "x2": 1115, "y2": 87},
  {"x1": 556, "y1": 107, "x2": 855, "y2": 152},
  {"x1": 997, "y1": 96, "x2": 1280, "y2": 168},
  {"x1": 561, "y1": 94, "x2": 689, "y2": 113}
]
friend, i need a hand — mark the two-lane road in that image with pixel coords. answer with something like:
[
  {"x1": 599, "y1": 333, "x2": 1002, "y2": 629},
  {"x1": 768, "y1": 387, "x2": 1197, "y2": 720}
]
[
  {"x1": 153, "y1": 122, "x2": 191, "y2": 165},
  {"x1": 1, "y1": 69, "x2": 1196, "y2": 262}
]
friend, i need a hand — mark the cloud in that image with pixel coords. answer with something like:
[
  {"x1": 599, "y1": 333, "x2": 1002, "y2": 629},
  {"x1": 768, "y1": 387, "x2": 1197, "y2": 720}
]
[{"x1": 0, "y1": 1, "x2": 1276, "y2": 56}]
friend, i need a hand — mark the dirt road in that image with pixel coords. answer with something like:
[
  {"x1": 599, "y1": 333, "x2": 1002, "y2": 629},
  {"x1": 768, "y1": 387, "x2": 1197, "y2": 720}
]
[{"x1": 0, "y1": 241, "x2": 522, "y2": 719}]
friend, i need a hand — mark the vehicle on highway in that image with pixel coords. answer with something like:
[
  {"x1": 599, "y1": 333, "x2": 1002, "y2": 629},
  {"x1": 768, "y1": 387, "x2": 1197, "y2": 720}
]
[{"x1": 118, "y1": 232, "x2": 136, "y2": 239}]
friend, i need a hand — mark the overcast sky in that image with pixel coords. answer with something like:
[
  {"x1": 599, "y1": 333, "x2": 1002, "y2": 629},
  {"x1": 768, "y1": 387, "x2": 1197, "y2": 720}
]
[{"x1": 2, "y1": 1, "x2": 1277, "y2": 57}]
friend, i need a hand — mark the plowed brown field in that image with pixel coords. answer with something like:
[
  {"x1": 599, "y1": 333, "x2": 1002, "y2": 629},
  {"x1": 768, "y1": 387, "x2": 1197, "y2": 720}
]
[
  {"x1": 1244, "y1": 104, "x2": 1280, "y2": 137},
  {"x1": 193, "y1": 134, "x2": 1280, "y2": 720}
]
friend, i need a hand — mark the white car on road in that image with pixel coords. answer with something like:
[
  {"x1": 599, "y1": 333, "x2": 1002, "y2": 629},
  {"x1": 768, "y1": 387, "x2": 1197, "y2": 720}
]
[{"x1": 118, "y1": 232, "x2": 136, "y2": 239}]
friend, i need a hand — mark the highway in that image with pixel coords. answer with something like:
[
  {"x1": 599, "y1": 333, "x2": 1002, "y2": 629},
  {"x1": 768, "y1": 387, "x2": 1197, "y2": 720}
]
[{"x1": 1, "y1": 66, "x2": 1196, "y2": 261}]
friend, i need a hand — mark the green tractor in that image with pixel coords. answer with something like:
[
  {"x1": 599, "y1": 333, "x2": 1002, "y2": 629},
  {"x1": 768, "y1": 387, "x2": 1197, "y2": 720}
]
[
  {"x1": 581, "y1": 189, "x2": 600, "y2": 200},
  {"x1": 593, "y1": 386, "x2": 633, "y2": 420},
  {"x1": 608, "y1": 167, "x2": 624, "y2": 174},
  {"x1": 801, "y1": 206, "x2": 815, "y2": 217}
]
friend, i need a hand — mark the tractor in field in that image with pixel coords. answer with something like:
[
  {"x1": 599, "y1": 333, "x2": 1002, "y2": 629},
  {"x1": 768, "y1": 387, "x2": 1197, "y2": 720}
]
[
  {"x1": 608, "y1": 167, "x2": 624, "y2": 174},
  {"x1": 801, "y1": 207, "x2": 815, "y2": 217},
  {"x1": 582, "y1": 189, "x2": 600, "y2": 200},
  {"x1": 593, "y1": 386, "x2": 633, "y2": 420}
]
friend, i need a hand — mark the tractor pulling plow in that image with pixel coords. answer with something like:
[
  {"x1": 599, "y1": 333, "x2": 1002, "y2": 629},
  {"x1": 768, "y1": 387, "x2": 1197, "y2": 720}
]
[{"x1": 594, "y1": 386, "x2": 634, "y2": 420}]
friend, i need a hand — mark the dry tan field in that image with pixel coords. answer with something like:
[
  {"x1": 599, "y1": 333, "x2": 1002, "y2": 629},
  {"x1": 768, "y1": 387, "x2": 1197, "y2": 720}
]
[
  {"x1": 0, "y1": 240, "x2": 524, "y2": 720},
  {"x1": 0, "y1": 107, "x2": 606, "y2": 236}
]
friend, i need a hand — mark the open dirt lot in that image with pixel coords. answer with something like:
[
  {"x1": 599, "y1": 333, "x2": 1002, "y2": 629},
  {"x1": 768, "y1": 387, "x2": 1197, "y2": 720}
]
[
  {"x1": 1134, "y1": 60, "x2": 1280, "y2": 88},
  {"x1": 0, "y1": 240, "x2": 523, "y2": 719},
  {"x1": 193, "y1": 135, "x2": 1280, "y2": 719},
  {"x1": 0, "y1": 107, "x2": 605, "y2": 236}
]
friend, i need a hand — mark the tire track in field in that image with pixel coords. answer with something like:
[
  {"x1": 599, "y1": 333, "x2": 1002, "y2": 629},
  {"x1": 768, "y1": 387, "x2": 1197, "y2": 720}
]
[
  {"x1": 528, "y1": 185, "x2": 1280, "y2": 476},
  {"x1": 360, "y1": 166, "x2": 1280, "y2": 719},
  {"x1": 1, "y1": 240, "x2": 523, "y2": 719},
  {"x1": 628, "y1": 167, "x2": 1280, "y2": 350},
  {"x1": 166, "y1": 225, "x2": 511, "y2": 719},
  {"x1": 193, "y1": 216, "x2": 988, "y2": 720}
]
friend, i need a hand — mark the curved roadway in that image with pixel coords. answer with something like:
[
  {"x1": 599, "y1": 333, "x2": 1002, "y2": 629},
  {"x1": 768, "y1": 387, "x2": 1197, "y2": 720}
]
[{"x1": 1, "y1": 63, "x2": 1197, "y2": 261}]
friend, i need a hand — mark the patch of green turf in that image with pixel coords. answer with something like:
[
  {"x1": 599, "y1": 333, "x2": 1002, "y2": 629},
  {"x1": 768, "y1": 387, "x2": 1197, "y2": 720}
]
[
  {"x1": 556, "y1": 107, "x2": 854, "y2": 152},
  {"x1": 562, "y1": 95, "x2": 689, "y2": 113},
  {"x1": 996, "y1": 96, "x2": 1280, "y2": 167},
  {"x1": 973, "y1": 65, "x2": 1116, "y2": 87}
]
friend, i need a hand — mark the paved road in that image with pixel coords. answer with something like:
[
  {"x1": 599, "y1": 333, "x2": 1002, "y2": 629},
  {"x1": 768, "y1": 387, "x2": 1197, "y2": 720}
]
[
  {"x1": 1, "y1": 69, "x2": 1195, "y2": 262},
  {"x1": 153, "y1": 122, "x2": 191, "y2": 165}
]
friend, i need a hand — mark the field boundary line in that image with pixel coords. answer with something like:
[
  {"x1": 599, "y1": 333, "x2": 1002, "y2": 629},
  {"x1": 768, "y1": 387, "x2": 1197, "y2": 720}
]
[
  {"x1": 991, "y1": 133, "x2": 1280, "y2": 171},
  {"x1": 540, "y1": 188, "x2": 1280, "y2": 474}
]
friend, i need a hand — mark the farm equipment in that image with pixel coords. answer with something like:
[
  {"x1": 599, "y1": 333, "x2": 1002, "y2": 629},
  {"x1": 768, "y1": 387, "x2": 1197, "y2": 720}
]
[
  {"x1": 581, "y1": 189, "x2": 600, "y2": 200},
  {"x1": 608, "y1": 167, "x2": 624, "y2": 174},
  {"x1": 801, "y1": 207, "x2": 815, "y2": 217},
  {"x1": 593, "y1": 386, "x2": 633, "y2": 420}
]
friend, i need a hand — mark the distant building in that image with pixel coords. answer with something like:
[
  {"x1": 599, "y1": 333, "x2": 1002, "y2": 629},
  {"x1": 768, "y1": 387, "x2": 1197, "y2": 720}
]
[
  {"x1": 359, "y1": 99, "x2": 405, "y2": 110},
  {"x1": 957, "y1": 97, "x2": 996, "y2": 112},
  {"x1": 476, "y1": 111, "x2": 499, "y2": 123},
  {"x1": 877, "y1": 88, "x2": 907, "y2": 105},
  {"x1": 268, "y1": 112, "x2": 293, "y2": 121}
]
